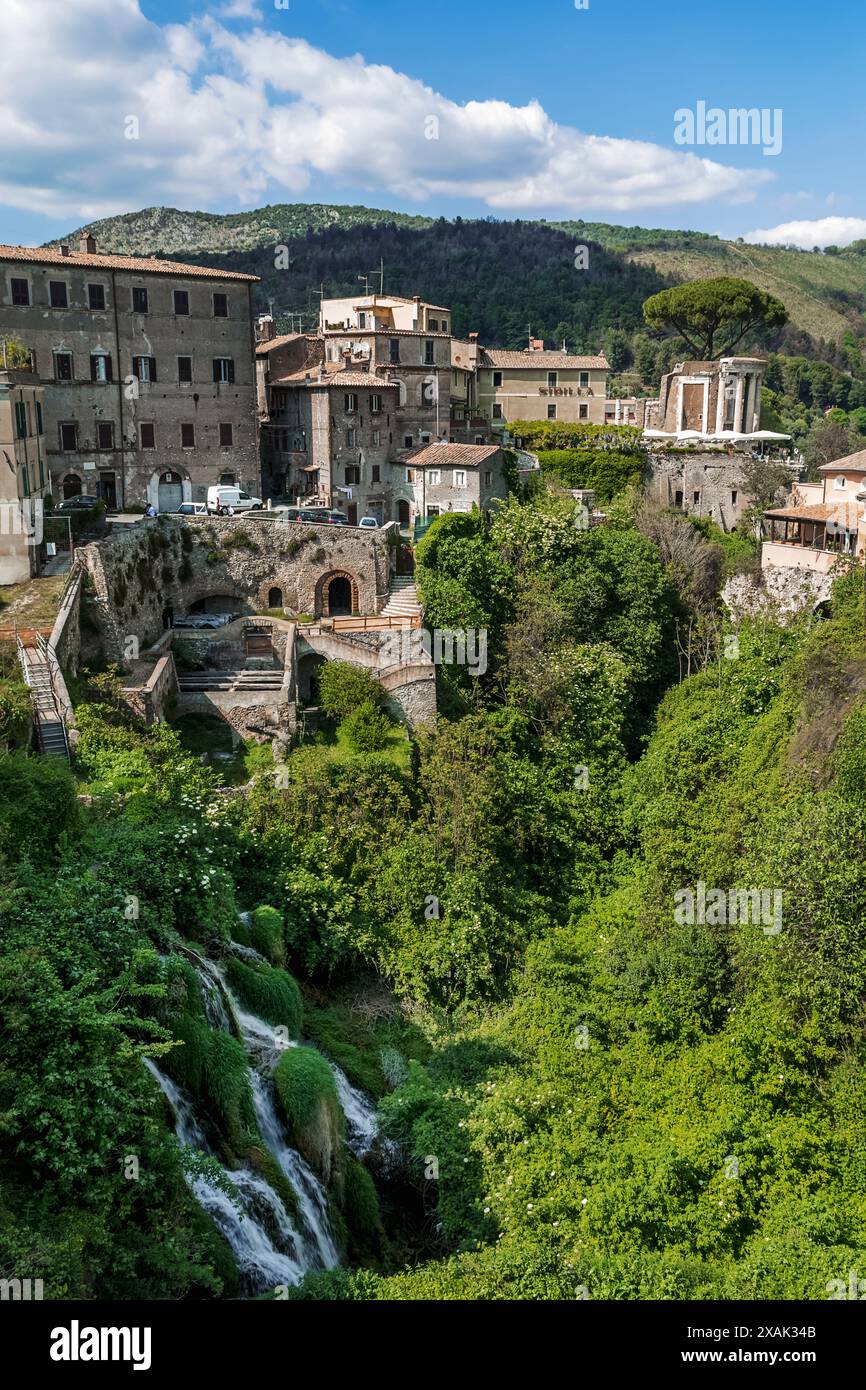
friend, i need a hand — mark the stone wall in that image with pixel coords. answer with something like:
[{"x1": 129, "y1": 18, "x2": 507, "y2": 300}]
[
  {"x1": 722, "y1": 564, "x2": 835, "y2": 622},
  {"x1": 648, "y1": 448, "x2": 759, "y2": 532},
  {"x1": 50, "y1": 567, "x2": 83, "y2": 676},
  {"x1": 122, "y1": 653, "x2": 179, "y2": 724},
  {"x1": 79, "y1": 515, "x2": 393, "y2": 663}
]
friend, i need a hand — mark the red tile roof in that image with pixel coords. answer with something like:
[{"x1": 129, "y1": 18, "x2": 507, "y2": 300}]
[
  {"x1": 0, "y1": 244, "x2": 258, "y2": 281},
  {"x1": 480, "y1": 349, "x2": 609, "y2": 370},
  {"x1": 403, "y1": 442, "x2": 501, "y2": 467},
  {"x1": 273, "y1": 365, "x2": 398, "y2": 389},
  {"x1": 819, "y1": 450, "x2": 866, "y2": 473}
]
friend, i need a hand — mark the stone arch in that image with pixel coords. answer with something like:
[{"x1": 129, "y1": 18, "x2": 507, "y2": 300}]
[
  {"x1": 315, "y1": 569, "x2": 359, "y2": 618},
  {"x1": 267, "y1": 585, "x2": 283, "y2": 609},
  {"x1": 147, "y1": 468, "x2": 191, "y2": 512},
  {"x1": 62, "y1": 472, "x2": 83, "y2": 499}
]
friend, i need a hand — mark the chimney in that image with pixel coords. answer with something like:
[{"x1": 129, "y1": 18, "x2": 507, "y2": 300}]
[
  {"x1": 79, "y1": 232, "x2": 96, "y2": 255},
  {"x1": 255, "y1": 314, "x2": 275, "y2": 344},
  {"x1": 529, "y1": 338, "x2": 544, "y2": 353},
  {"x1": 468, "y1": 331, "x2": 478, "y2": 342},
  {"x1": 60, "y1": 245, "x2": 70, "y2": 257}
]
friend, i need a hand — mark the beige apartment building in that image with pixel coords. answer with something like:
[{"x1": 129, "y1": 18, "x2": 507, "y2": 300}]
[
  {"x1": 0, "y1": 235, "x2": 259, "y2": 511},
  {"x1": 476, "y1": 340, "x2": 610, "y2": 431},
  {"x1": 403, "y1": 442, "x2": 508, "y2": 523},
  {"x1": 0, "y1": 366, "x2": 47, "y2": 583},
  {"x1": 762, "y1": 448, "x2": 866, "y2": 574}
]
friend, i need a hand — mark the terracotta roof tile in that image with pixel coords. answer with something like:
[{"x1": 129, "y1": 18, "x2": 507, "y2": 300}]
[
  {"x1": 819, "y1": 449, "x2": 866, "y2": 473},
  {"x1": 273, "y1": 365, "x2": 398, "y2": 389},
  {"x1": 403, "y1": 442, "x2": 501, "y2": 467},
  {"x1": 480, "y1": 349, "x2": 609, "y2": 370},
  {"x1": 0, "y1": 244, "x2": 258, "y2": 281}
]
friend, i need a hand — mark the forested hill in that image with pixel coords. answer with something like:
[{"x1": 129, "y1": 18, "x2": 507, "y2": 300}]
[{"x1": 52, "y1": 203, "x2": 866, "y2": 356}]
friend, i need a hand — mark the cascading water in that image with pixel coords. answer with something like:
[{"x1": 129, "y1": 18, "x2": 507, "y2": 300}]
[
  {"x1": 143, "y1": 1058, "x2": 307, "y2": 1293},
  {"x1": 330, "y1": 1062, "x2": 380, "y2": 1158}
]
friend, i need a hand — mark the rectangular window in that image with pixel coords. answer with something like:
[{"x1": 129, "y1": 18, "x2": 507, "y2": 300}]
[
  {"x1": 390, "y1": 338, "x2": 400, "y2": 364},
  {"x1": 213, "y1": 358, "x2": 235, "y2": 384},
  {"x1": 370, "y1": 394, "x2": 382, "y2": 413},
  {"x1": 693, "y1": 491, "x2": 701, "y2": 505},
  {"x1": 493, "y1": 370, "x2": 502, "y2": 387},
  {"x1": 346, "y1": 426, "x2": 357, "y2": 447},
  {"x1": 454, "y1": 470, "x2": 467, "y2": 488},
  {"x1": 547, "y1": 404, "x2": 557, "y2": 420},
  {"x1": 10, "y1": 278, "x2": 29, "y2": 306},
  {"x1": 404, "y1": 435, "x2": 413, "y2": 448},
  {"x1": 133, "y1": 356, "x2": 156, "y2": 383},
  {"x1": 14, "y1": 402, "x2": 27, "y2": 439},
  {"x1": 54, "y1": 351, "x2": 73, "y2": 382},
  {"x1": 484, "y1": 470, "x2": 493, "y2": 486},
  {"x1": 132, "y1": 286, "x2": 149, "y2": 313},
  {"x1": 425, "y1": 340, "x2": 435, "y2": 365},
  {"x1": 548, "y1": 371, "x2": 558, "y2": 389},
  {"x1": 139, "y1": 422, "x2": 155, "y2": 449},
  {"x1": 35, "y1": 401, "x2": 43, "y2": 434},
  {"x1": 429, "y1": 318, "x2": 439, "y2": 332},
  {"x1": 181, "y1": 423, "x2": 196, "y2": 448},
  {"x1": 88, "y1": 283, "x2": 106, "y2": 311},
  {"x1": 96, "y1": 421, "x2": 114, "y2": 450},
  {"x1": 344, "y1": 393, "x2": 358, "y2": 413},
  {"x1": 372, "y1": 429, "x2": 381, "y2": 446},
  {"x1": 492, "y1": 403, "x2": 503, "y2": 420},
  {"x1": 49, "y1": 280, "x2": 68, "y2": 308},
  {"x1": 173, "y1": 289, "x2": 189, "y2": 315},
  {"x1": 59, "y1": 422, "x2": 78, "y2": 451},
  {"x1": 213, "y1": 292, "x2": 228, "y2": 318},
  {"x1": 219, "y1": 423, "x2": 233, "y2": 446},
  {"x1": 90, "y1": 353, "x2": 113, "y2": 383},
  {"x1": 345, "y1": 465, "x2": 360, "y2": 485},
  {"x1": 579, "y1": 371, "x2": 590, "y2": 388},
  {"x1": 358, "y1": 312, "x2": 367, "y2": 329},
  {"x1": 371, "y1": 464, "x2": 380, "y2": 482},
  {"x1": 177, "y1": 356, "x2": 193, "y2": 383},
  {"x1": 427, "y1": 469, "x2": 441, "y2": 486},
  {"x1": 731, "y1": 489, "x2": 738, "y2": 506},
  {"x1": 579, "y1": 404, "x2": 588, "y2": 420}
]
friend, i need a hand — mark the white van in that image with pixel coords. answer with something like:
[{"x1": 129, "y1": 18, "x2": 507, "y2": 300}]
[{"x1": 206, "y1": 485, "x2": 263, "y2": 514}]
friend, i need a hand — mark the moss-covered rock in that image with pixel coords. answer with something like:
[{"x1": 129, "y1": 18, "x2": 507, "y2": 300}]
[
  {"x1": 224, "y1": 957, "x2": 303, "y2": 1039},
  {"x1": 274, "y1": 1047, "x2": 344, "y2": 1190},
  {"x1": 250, "y1": 905, "x2": 286, "y2": 967},
  {"x1": 341, "y1": 1154, "x2": 385, "y2": 1264}
]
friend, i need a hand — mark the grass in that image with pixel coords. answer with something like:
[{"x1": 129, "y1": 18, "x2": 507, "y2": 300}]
[
  {"x1": 0, "y1": 573, "x2": 66, "y2": 634},
  {"x1": 172, "y1": 712, "x2": 274, "y2": 785},
  {"x1": 294, "y1": 716, "x2": 412, "y2": 774},
  {"x1": 303, "y1": 990, "x2": 431, "y2": 1099}
]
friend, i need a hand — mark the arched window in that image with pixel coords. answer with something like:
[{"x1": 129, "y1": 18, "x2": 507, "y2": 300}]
[
  {"x1": 268, "y1": 586, "x2": 283, "y2": 609},
  {"x1": 62, "y1": 473, "x2": 82, "y2": 499}
]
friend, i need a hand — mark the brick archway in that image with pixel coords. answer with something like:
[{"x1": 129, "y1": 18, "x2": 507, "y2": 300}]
[{"x1": 316, "y1": 569, "x2": 359, "y2": 618}]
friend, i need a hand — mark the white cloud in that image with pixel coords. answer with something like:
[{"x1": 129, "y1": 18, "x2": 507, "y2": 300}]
[
  {"x1": 216, "y1": 0, "x2": 263, "y2": 18},
  {"x1": 0, "y1": 0, "x2": 773, "y2": 225},
  {"x1": 743, "y1": 216, "x2": 866, "y2": 249}
]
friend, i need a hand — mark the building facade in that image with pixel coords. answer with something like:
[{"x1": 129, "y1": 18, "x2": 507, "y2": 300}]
[
  {"x1": 762, "y1": 449, "x2": 866, "y2": 574},
  {"x1": 646, "y1": 357, "x2": 766, "y2": 438},
  {"x1": 477, "y1": 341, "x2": 611, "y2": 431},
  {"x1": 402, "y1": 442, "x2": 508, "y2": 522},
  {"x1": 0, "y1": 367, "x2": 47, "y2": 583},
  {"x1": 0, "y1": 235, "x2": 259, "y2": 511}
]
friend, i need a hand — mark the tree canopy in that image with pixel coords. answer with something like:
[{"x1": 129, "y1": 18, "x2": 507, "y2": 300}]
[{"x1": 643, "y1": 277, "x2": 788, "y2": 359}]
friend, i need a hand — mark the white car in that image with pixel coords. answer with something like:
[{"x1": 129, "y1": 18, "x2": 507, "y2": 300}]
[
  {"x1": 207, "y1": 485, "x2": 263, "y2": 514},
  {"x1": 358, "y1": 516, "x2": 380, "y2": 528},
  {"x1": 175, "y1": 502, "x2": 208, "y2": 516}
]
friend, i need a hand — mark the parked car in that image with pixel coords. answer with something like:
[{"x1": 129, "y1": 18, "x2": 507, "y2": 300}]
[
  {"x1": 321, "y1": 511, "x2": 349, "y2": 526},
  {"x1": 59, "y1": 494, "x2": 100, "y2": 511},
  {"x1": 175, "y1": 502, "x2": 208, "y2": 516},
  {"x1": 358, "y1": 516, "x2": 380, "y2": 528},
  {"x1": 206, "y1": 485, "x2": 263, "y2": 514}
]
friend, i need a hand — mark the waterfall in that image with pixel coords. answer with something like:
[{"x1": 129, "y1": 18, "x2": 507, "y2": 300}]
[
  {"x1": 143, "y1": 1058, "x2": 307, "y2": 1293},
  {"x1": 229, "y1": 939, "x2": 268, "y2": 965},
  {"x1": 202, "y1": 962, "x2": 340, "y2": 1271},
  {"x1": 330, "y1": 1062, "x2": 380, "y2": 1158}
]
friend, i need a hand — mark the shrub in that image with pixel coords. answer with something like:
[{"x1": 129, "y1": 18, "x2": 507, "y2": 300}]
[
  {"x1": 224, "y1": 957, "x2": 302, "y2": 1039},
  {"x1": 318, "y1": 662, "x2": 383, "y2": 720},
  {"x1": 341, "y1": 1154, "x2": 384, "y2": 1261},
  {"x1": 250, "y1": 905, "x2": 286, "y2": 966},
  {"x1": 274, "y1": 1047, "x2": 344, "y2": 1187},
  {"x1": 342, "y1": 700, "x2": 392, "y2": 753},
  {"x1": 0, "y1": 753, "x2": 80, "y2": 863}
]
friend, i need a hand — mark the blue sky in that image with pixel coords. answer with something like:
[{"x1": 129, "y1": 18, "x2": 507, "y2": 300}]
[{"x1": 1, "y1": 0, "x2": 863, "y2": 248}]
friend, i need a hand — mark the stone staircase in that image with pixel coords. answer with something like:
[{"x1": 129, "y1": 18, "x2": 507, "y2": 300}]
[
  {"x1": 178, "y1": 668, "x2": 284, "y2": 693},
  {"x1": 18, "y1": 639, "x2": 70, "y2": 760},
  {"x1": 380, "y1": 577, "x2": 422, "y2": 621}
]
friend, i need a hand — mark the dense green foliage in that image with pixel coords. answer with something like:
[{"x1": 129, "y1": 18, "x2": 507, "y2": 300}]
[{"x1": 2, "y1": 464, "x2": 865, "y2": 1301}]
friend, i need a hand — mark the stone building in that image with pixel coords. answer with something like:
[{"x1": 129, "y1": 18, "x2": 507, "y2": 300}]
[
  {"x1": 761, "y1": 448, "x2": 866, "y2": 574},
  {"x1": 0, "y1": 366, "x2": 48, "y2": 582},
  {"x1": 645, "y1": 357, "x2": 766, "y2": 438},
  {"x1": 476, "y1": 340, "x2": 611, "y2": 431},
  {"x1": 0, "y1": 235, "x2": 259, "y2": 511},
  {"x1": 401, "y1": 442, "x2": 508, "y2": 523}
]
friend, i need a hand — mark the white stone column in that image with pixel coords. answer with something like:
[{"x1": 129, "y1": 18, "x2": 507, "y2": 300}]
[
  {"x1": 734, "y1": 375, "x2": 745, "y2": 434},
  {"x1": 715, "y1": 371, "x2": 726, "y2": 433}
]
